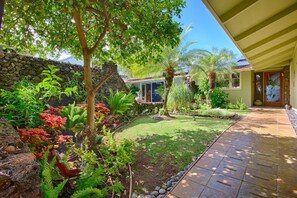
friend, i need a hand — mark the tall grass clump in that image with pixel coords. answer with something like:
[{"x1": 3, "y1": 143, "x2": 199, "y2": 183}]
[{"x1": 168, "y1": 83, "x2": 194, "y2": 111}]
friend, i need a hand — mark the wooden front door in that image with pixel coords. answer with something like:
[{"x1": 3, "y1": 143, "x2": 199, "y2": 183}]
[{"x1": 263, "y1": 72, "x2": 282, "y2": 106}]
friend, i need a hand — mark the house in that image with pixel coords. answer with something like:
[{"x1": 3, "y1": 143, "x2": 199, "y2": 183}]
[
  {"x1": 125, "y1": 74, "x2": 187, "y2": 103},
  {"x1": 202, "y1": 0, "x2": 297, "y2": 109},
  {"x1": 125, "y1": 59, "x2": 252, "y2": 106}
]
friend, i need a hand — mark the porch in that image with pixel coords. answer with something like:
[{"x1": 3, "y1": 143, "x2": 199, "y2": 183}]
[{"x1": 166, "y1": 108, "x2": 297, "y2": 198}]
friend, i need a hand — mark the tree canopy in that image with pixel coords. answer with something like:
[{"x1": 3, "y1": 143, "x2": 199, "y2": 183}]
[{"x1": 1, "y1": 0, "x2": 185, "y2": 64}]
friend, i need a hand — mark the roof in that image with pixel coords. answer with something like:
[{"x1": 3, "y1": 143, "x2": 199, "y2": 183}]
[
  {"x1": 125, "y1": 73, "x2": 186, "y2": 83},
  {"x1": 202, "y1": 0, "x2": 297, "y2": 71}
]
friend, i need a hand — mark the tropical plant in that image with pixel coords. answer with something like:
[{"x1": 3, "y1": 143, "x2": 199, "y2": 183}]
[
  {"x1": 37, "y1": 65, "x2": 77, "y2": 101},
  {"x1": 105, "y1": 89, "x2": 134, "y2": 115},
  {"x1": 168, "y1": 83, "x2": 194, "y2": 111},
  {"x1": 128, "y1": 84, "x2": 140, "y2": 96},
  {"x1": 210, "y1": 88, "x2": 229, "y2": 108},
  {"x1": 0, "y1": 79, "x2": 44, "y2": 127},
  {"x1": 65, "y1": 72, "x2": 86, "y2": 103},
  {"x1": 227, "y1": 97, "x2": 248, "y2": 110},
  {"x1": 3, "y1": 0, "x2": 185, "y2": 147},
  {"x1": 59, "y1": 103, "x2": 87, "y2": 132},
  {"x1": 191, "y1": 48, "x2": 237, "y2": 106},
  {"x1": 125, "y1": 25, "x2": 197, "y2": 116}
]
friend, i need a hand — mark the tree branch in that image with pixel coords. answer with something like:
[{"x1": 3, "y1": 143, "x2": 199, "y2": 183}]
[
  {"x1": 73, "y1": 8, "x2": 88, "y2": 50},
  {"x1": 89, "y1": 1, "x2": 110, "y2": 54},
  {"x1": 93, "y1": 70, "x2": 115, "y2": 92}
]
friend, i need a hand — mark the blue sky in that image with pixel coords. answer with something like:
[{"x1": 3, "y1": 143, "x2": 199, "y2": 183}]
[{"x1": 176, "y1": 0, "x2": 243, "y2": 57}]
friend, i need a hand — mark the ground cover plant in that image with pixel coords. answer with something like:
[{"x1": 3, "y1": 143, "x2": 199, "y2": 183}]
[{"x1": 115, "y1": 115, "x2": 233, "y2": 194}]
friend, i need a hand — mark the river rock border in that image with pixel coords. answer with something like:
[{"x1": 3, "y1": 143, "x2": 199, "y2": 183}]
[{"x1": 287, "y1": 109, "x2": 297, "y2": 134}]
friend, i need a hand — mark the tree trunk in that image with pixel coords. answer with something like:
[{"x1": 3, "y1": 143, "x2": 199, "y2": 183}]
[
  {"x1": 207, "y1": 71, "x2": 216, "y2": 107},
  {"x1": 83, "y1": 51, "x2": 96, "y2": 147},
  {"x1": 163, "y1": 66, "x2": 175, "y2": 116}
]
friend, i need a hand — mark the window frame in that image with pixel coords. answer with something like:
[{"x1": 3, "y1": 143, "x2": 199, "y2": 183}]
[{"x1": 221, "y1": 72, "x2": 241, "y2": 90}]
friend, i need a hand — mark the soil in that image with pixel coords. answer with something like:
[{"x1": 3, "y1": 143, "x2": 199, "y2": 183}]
[{"x1": 118, "y1": 149, "x2": 179, "y2": 197}]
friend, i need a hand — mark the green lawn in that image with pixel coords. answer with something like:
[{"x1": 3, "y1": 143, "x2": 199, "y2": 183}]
[{"x1": 115, "y1": 115, "x2": 234, "y2": 169}]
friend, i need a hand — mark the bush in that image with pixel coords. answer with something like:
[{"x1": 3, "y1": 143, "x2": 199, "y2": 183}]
[
  {"x1": 227, "y1": 98, "x2": 248, "y2": 110},
  {"x1": 168, "y1": 83, "x2": 194, "y2": 111},
  {"x1": 210, "y1": 88, "x2": 229, "y2": 108},
  {"x1": 198, "y1": 78, "x2": 209, "y2": 99}
]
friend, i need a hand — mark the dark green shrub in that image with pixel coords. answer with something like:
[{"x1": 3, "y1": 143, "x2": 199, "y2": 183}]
[
  {"x1": 210, "y1": 88, "x2": 229, "y2": 108},
  {"x1": 128, "y1": 84, "x2": 140, "y2": 96}
]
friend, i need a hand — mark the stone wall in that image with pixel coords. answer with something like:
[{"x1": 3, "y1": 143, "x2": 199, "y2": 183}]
[
  {"x1": 0, "y1": 51, "x2": 128, "y2": 102},
  {"x1": 0, "y1": 119, "x2": 42, "y2": 198},
  {"x1": 283, "y1": 66, "x2": 290, "y2": 105}
]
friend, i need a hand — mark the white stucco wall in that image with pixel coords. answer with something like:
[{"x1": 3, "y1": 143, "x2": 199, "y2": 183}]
[
  {"x1": 290, "y1": 45, "x2": 297, "y2": 109},
  {"x1": 223, "y1": 71, "x2": 253, "y2": 107}
]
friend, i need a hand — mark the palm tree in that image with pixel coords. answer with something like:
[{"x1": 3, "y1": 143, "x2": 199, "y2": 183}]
[
  {"x1": 190, "y1": 48, "x2": 237, "y2": 106},
  {"x1": 124, "y1": 26, "x2": 196, "y2": 116}
]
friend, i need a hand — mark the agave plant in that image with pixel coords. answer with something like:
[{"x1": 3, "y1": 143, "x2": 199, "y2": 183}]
[{"x1": 105, "y1": 89, "x2": 134, "y2": 115}]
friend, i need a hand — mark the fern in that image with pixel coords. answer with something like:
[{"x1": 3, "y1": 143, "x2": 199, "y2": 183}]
[
  {"x1": 41, "y1": 151, "x2": 68, "y2": 198},
  {"x1": 71, "y1": 188, "x2": 106, "y2": 198},
  {"x1": 76, "y1": 166, "x2": 106, "y2": 191}
]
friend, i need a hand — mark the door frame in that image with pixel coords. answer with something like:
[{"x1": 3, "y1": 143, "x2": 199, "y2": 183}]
[{"x1": 263, "y1": 71, "x2": 282, "y2": 107}]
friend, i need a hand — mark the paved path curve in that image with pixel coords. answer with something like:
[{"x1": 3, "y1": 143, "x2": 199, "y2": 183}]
[{"x1": 166, "y1": 108, "x2": 297, "y2": 198}]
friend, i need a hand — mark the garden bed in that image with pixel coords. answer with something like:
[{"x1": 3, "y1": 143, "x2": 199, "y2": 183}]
[{"x1": 115, "y1": 115, "x2": 234, "y2": 195}]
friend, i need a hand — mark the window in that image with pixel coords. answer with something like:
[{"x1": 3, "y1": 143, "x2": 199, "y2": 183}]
[
  {"x1": 219, "y1": 72, "x2": 241, "y2": 89},
  {"x1": 231, "y1": 72, "x2": 240, "y2": 88}
]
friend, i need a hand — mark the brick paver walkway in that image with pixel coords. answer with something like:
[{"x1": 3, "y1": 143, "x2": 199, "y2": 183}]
[{"x1": 166, "y1": 108, "x2": 297, "y2": 198}]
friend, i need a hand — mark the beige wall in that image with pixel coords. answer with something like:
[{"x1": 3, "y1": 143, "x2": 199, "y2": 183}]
[
  {"x1": 290, "y1": 45, "x2": 297, "y2": 109},
  {"x1": 224, "y1": 71, "x2": 253, "y2": 107}
]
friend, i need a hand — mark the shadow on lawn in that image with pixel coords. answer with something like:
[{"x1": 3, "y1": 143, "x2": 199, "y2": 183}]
[{"x1": 136, "y1": 128, "x2": 222, "y2": 169}]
